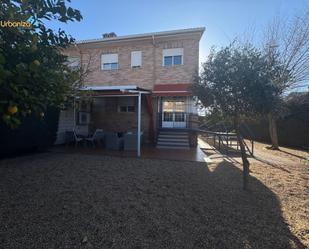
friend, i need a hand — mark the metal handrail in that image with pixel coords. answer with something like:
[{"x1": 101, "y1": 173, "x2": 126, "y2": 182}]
[
  {"x1": 157, "y1": 112, "x2": 197, "y2": 129},
  {"x1": 197, "y1": 128, "x2": 254, "y2": 156}
]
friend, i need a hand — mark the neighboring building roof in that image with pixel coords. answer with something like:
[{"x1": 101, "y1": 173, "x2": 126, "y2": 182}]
[
  {"x1": 152, "y1": 83, "x2": 192, "y2": 96},
  {"x1": 76, "y1": 27, "x2": 205, "y2": 45}
]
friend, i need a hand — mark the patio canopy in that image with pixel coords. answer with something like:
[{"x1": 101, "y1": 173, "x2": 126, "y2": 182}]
[
  {"x1": 80, "y1": 85, "x2": 150, "y2": 96},
  {"x1": 77, "y1": 85, "x2": 151, "y2": 157},
  {"x1": 152, "y1": 83, "x2": 192, "y2": 96}
]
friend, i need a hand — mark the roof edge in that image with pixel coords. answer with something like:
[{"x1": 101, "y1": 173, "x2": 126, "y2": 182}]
[{"x1": 76, "y1": 27, "x2": 205, "y2": 45}]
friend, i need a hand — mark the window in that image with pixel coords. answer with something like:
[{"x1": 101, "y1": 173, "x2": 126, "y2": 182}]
[
  {"x1": 163, "y1": 48, "x2": 183, "y2": 67},
  {"x1": 164, "y1": 56, "x2": 173, "y2": 66},
  {"x1": 131, "y1": 51, "x2": 142, "y2": 68},
  {"x1": 118, "y1": 97, "x2": 135, "y2": 113},
  {"x1": 66, "y1": 57, "x2": 80, "y2": 69},
  {"x1": 78, "y1": 111, "x2": 90, "y2": 125},
  {"x1": 101, "y1": 53, "x2": 118, "y2": 70},
  {"x1": 173, "y1": 55, "x2": 182, "y2": 65}
]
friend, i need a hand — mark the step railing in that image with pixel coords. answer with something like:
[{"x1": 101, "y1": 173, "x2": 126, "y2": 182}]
[
  {"x1": 157, "y1": 112, "x2": 199, "y2": 129},
  {"x1": 198, "y1": 129, "x2": 254, "y2": 156}
]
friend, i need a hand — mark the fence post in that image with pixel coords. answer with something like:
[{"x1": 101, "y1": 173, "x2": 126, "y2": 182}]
[
  {"x1": 226, "y1": 135, "x2": 229, "y2": 154},
  {"x1": 251, "y1": 140, "x2": 254, "y2": 156}
]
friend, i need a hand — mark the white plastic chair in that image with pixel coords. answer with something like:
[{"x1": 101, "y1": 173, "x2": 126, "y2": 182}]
[
  {"x1": 73, "y1": 130, "x2": 84, "y2": 147},
  {"x1": 85, "y1": 129, "x2": 104, "y2": 147}
]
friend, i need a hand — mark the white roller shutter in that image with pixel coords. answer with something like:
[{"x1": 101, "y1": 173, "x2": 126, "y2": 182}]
[
  {"x1": 162, "y1": 48, "x2": 183, "y2": 57},
  {"x1": 131, "y1": 51, "x2": 142, "y2": 68},
  {"x1": 101, "y1": 53, "x2": 118, "y2": 64}
]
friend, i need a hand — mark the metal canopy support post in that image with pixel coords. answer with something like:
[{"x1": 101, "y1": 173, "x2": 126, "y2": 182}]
[
  {"x1": 73, "y1": 97, "x2": 76, "y2": 131},
  {"x1": 137, "y1": 92, "x2": 142, "y2": 157}
]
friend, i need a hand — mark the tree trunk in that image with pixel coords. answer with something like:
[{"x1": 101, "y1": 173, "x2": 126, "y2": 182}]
[
  {"x1": 235, "y1": 116, "x2": 250, "y2": 190},
  {"x1": 268, "y1": 113, "x2": 279, "y2": 150}
]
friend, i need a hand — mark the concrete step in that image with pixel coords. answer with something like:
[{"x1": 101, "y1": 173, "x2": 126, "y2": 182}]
[
  {"x1": 158, "y1": 133, "x2": 189, "y2": 137},
  {"x1": 157, "y1": 141, "x2": 190, "y2": 146},
  {"x1": 159, "y1": 132, "x2": 189, "y2": 136},
  {"x1": 158, "y1": 138, "x2": 189, "y2": 143},
  {"x1": 158, "y1": 135, "x2": 189, "y2": 140},
  {"x1": 156, "y1": 130, "x2": 190, "y2": 149},
  {"x1": 156, "y1": 145, "x2": 190, "y2": 150}
]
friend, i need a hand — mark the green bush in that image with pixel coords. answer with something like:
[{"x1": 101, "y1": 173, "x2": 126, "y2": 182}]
[{"x1": 0, "y1": 107, "x2": 59, "y2": 158}]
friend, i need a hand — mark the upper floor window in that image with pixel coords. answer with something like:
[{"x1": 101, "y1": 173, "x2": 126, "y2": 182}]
[
  {"x1": 101, "y1": 53, "x2": 118, "y2": 70},
  {"x1": 131, "y1": 51, "x2": 142, "y2": 68},
  {"x1": 66, "y1": 56, "x2": 80, "y2": 70},
  {"x1": 163, "y1": 48, "x2": 183, "y2": 67}
]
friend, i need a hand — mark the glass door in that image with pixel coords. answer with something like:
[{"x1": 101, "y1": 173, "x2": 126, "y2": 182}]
[{"x1": 162, "y1": 98, "x2": 186, "y2": 128}]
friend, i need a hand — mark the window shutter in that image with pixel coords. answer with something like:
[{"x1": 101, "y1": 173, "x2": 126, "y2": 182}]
[
  {"x1": 101, "y1": 53, "x2": 118, "y2": 64},
  {"x1": 131, "y1": 51, "x2": 142, "y2": 67},
  {"x1": 162, "y1": 48, "x2": 183, "y2": 57}
]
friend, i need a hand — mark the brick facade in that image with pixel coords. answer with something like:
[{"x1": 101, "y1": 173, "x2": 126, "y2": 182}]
[
  {"x1": 91, "y1": 97, "x2": 150, "y2": 138},
  {"x1": 65, "y1": 32, "x2": 202, "y2": 90},
  {"x1": 57, "y1": 29, "x2": 204, "y2": 146}
]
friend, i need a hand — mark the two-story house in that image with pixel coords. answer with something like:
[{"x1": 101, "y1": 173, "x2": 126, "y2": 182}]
[{"x1": 55, "y1": 27, "x2": 205, "y2": 152}]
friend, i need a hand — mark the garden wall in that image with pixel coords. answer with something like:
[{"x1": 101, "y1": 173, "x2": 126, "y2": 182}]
[
  {"x1": 0, "y1": 107, "x2": 59, "y2": 157},
  {"x1": 242, "y1": 116, "x2": 309, "y2": 148}
]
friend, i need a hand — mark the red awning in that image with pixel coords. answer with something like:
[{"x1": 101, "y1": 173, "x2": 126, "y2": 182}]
[{"x1": 152, "y1": 83, "x2": 192, "y2": 96}]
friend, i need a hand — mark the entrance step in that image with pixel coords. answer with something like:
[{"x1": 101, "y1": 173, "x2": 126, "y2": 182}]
[{"x1": 156, "y1": 130, "x2": 190, "y2": 149}]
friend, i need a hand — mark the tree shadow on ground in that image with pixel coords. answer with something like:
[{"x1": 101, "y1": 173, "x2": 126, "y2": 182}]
[
  {"x1": 276, "y1": 148, "x2": 308, "y2": 160},
  {"x1": 202, "y1": 140, "x2": 293, "y2": 173},
  {"x1": 253, "y1": 155, "x2": 292, "y2": 173},
  {"x1": 0, "y1": 154, "x2": 306, "y2": 249}
]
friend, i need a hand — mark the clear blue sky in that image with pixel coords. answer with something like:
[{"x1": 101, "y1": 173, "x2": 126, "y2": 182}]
[{"x1": 47, "y1": 0, "x2": 308, "y2": 63}]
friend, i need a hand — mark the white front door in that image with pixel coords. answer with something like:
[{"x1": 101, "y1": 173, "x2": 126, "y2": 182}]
[{"x1": 162, "y1": 98, "x2": 186, "y2": 128}]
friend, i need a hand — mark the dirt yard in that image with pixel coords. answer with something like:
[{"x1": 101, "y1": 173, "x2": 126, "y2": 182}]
[
  {"x1": 202, "y1": 139, "x2": 309, "y2": 248},
  {"x1": 0, "y1": 144, "x2": 308, "y2": 249},
  {"x1": 247, "y1": 141, "x2": 309, "y2": 248}
]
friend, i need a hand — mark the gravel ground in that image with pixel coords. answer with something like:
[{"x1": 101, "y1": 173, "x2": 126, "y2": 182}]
[{"x1": 0, "y1": 152, "x2": 307, "y2": 249}]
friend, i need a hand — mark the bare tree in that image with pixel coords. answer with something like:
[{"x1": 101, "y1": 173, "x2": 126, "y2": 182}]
[
  {"x1": 263, "y1": 10, "x2": 309, "y2": 149},
  {"x1": 69, "y1": 46, "x2": 97, "y2": 99}
]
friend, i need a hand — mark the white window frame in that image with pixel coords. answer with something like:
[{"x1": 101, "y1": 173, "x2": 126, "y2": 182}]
[
  {"x1": 66, "y1": 56, "x2": 80, "y2": 69},
  {"x1": 162, "y1": 48, "x2": 184, "y2": 67},
  {"x1": 101, "y1": 53, "x2": 119, "y2": 71},
  {"x1": 131, "y1": 51, "x2": 142, "y2": 68},
  {"x1": 118, "y1": 97, "x2": 135, "y2": 113}
]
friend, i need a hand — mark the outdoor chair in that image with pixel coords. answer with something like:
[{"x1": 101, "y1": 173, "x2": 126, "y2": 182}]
[
  {"x1": 124, "y1": 131, "x2": 144, "y2": 151},
  {"x1": 105, "y1": 132, "x2": 124, "y2": 150},
  {"x1": 85, "y1": 129, "x2": 104, "y2": 148},
  {"x1": 65, "y1": 130, "x2": 84, "y2": 147},
  {"x1": 73, "y1": 130, "x2": 84, "y2": 147}
]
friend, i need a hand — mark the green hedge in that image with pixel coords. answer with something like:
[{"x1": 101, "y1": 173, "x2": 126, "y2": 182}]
[{"x1": 0, "y1": 107, "x2": 59, "y2": 158}]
